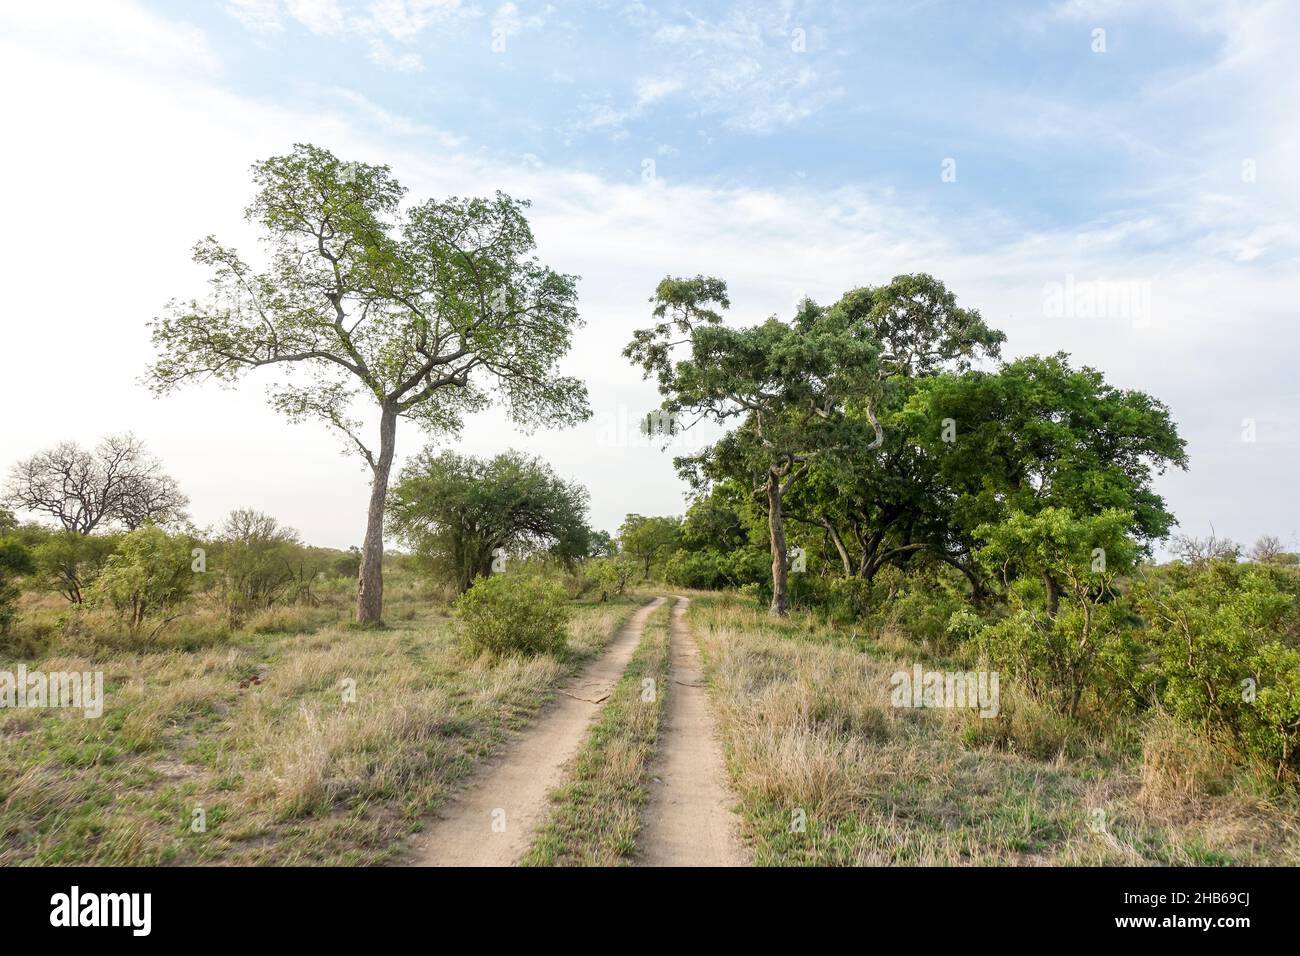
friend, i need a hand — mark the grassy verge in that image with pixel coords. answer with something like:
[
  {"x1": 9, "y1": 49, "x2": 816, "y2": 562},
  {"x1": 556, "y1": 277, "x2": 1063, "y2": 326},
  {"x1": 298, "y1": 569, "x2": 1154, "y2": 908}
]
[
  {"x1": 690, "y1": 594, "x2": 1300, "y2": 866},
  {"x1": 520, "y1": 601, "x2": 673, "y2": 866},
  {"x1": 0, "y1": 592, "x2": 646, "y2": 866}
]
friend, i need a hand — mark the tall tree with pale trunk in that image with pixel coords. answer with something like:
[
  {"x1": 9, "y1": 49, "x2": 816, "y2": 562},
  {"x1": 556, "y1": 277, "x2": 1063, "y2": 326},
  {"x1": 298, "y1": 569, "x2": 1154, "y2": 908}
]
[{"x1": 146, "y1": 144, "x2": 589, "y2": 624}]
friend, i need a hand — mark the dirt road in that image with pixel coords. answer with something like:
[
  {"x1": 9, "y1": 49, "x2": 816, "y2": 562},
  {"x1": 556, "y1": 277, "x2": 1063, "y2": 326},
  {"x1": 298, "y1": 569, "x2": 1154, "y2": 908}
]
[
  {"x1": 638, "y1": 596, "x2": 747, "y2": 867},
  {"x1": 412, "y1": 597, "x2": 666, "y2": 867}
]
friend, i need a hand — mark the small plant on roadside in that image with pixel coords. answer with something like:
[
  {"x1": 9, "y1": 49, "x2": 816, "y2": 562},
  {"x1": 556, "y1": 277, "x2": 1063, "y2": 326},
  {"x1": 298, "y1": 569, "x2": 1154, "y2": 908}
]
[
  {"x1": 587, "y1": 555, "x2": 636, "y2": 600},
  {"x1": 455, "y1": 574, "x2": 571, "y2": 657}
]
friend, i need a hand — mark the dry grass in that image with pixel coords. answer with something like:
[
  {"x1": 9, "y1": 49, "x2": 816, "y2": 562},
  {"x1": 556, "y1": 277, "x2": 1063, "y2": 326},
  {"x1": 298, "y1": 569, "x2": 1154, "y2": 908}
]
[
  {"x1": 0, "y1": 590, "x2": 646, "y2": 866},
  {"x1": 691, "y1": 594, "x2": 1300, "y2": 866}
]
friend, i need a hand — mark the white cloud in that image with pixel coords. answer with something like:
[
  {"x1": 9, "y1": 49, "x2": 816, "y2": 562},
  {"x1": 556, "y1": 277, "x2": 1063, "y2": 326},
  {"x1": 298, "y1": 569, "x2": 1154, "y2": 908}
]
[
  {"x1": 226, "y1": 0, "x2": 285, "y2": 34},
  {"x1": 369, "y1": 0, "x2": 474, "y2": 41},
  {"x1": 581, "y1": 3, "x2": 841, "y2": 136},
  {"x1": 0, "y1": 0, "x2": 220, "y2": 73},
  {"x1": 365, "y1": 36, "x2": 425, "y2": 71},
  {"x1": 226, "y1": 0, "x2": 481, "y2": 70},
  {"x1": 635, "y1": 76, "x2": 683, "y2": 106},
  {"x1": 284, "y1": 0, "x2": 349, "y2": 34},
  {"x1": 331, "y1": 88, "x2": 463, "y2": 142}
]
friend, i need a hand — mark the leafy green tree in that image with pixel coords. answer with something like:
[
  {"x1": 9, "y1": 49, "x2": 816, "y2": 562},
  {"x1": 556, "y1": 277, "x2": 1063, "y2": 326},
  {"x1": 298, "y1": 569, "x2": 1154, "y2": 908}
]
[
  {"x1": 32, "y1": 531, "x2": 121, "y2": 604},
  {"x1": 87, "y1": 526, "x2": 194, "y2": 635},
  {"x1": 333, "y1": 545, "x2": 363, "y2": 579},
  {"x1": 617, "y1": 514, "x2": 682, "y2": 579},
  {"x1": 673, "y1": 482, "x2": 769, "y2": 590},
  {"x1": 587, "y1": 554, "x2": 637, "y2": 599},
  {"x1": 0, "y1": 539, "x2": 36, "y2": 637},
  {"x1": 388, "y1": 448, "x2": 591, "y2": 592},
  {"x1": 784, "y1": 395, "x2": 952, "y2": 589},
  {"x1": 663, "y1": 548, "x2": 727, "y2": 589},
  {"x1": 975, "y1": 507, "x2": 1139, "y2": 717},
  {"x1": 897, "y1": 352, "x2": 1187, "y2": 604},
  {"x1": 548, "y1": 520, "x2": 598, "y2": 573},
  {"x1": 627, "y1": 273, "x2": 1002, "y2": 615},
  {"x1": 586, "y1": 529, "x2": 616, "y2": 558},
  {"x1": 146, "y1": 144, "x2": 589, "y2": 624},
  {"x1": 680, "y1": 481, "x2": 761, "y2": 553}
]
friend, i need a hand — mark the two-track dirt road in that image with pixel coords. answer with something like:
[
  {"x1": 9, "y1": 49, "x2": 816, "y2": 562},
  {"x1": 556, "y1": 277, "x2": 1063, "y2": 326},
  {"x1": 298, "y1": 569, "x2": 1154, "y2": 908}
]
[
  {"x1": 410, "y1": 595, "x2": 745, "y2": 867},
  {"x1": 412, "y1": 597, "x2": 665, "y2": 866}
]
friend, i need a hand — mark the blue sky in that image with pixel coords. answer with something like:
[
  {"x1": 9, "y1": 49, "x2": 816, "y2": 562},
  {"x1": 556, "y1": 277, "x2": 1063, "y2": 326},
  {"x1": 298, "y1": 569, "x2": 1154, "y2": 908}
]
[
  {"x1": 2, "y1": 0, "x2": 1298, "y2": 551},
  {"x1": 187, "y1": 1, "x2": 1236, "y2": 236}
]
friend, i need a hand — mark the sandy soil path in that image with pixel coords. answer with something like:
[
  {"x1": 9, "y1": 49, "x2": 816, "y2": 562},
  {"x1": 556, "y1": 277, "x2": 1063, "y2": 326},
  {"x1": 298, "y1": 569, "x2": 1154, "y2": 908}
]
[
  {"x1": 638, "y1": 596, "x2": 747, "y2": 867},
  {"x1": 411, "y1": 596, "x2": 665, "y2": 867}
]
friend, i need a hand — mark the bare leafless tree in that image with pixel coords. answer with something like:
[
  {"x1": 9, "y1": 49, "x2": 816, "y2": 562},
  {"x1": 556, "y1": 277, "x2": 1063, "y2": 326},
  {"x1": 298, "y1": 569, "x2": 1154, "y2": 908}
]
[
  {"x1": 2, "y1": 433, "x2": 189, "y2": 533},
  {"x1": 1249, "y1": 534, "x2": 1292, "y2": 564},
  {"x1": 1169, "y1": 529, "x2": 1242, "y2": 565}
]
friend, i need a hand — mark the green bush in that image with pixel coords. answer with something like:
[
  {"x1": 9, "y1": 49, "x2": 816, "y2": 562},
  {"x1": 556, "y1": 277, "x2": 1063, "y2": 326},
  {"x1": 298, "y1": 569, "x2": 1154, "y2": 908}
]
[
  {"x1": 455, "y1": 574, "x2": 571, "y2": 657},
  {"x1": 32, "y1": 531, "x2": 120, "y2": 604},
  {"x1": 977, "y1": 601, "x2": 1137, "y2": 719},
  {"x1": 585, "y1": 555, "x2": 636, "y2": 599},
  {"x1": 0, "y1": 538, "x2": 37, "y2": 637},
  {"x1": 821, "y1": 576, "x2": 873, "y2": 624},
  {"x1": 663, "y1": 548, "x2": 725, "y2": 589},
  {"x1": 1245, "y1": 642, "x2": 1300, "y2": 771},
  {"x1": 1134, "y1": 560, "x2": 1300, "y2": 772},
  {"x1": 561, "y1": 570, "x2": 595, "y2": 599},
  {"x1": 971, "y1": 508, "x2": 1141, "y2": 718},
  {"x1": 851, "y1": 564, "x2": 976, "y2": 646},
  {"x1": 86, "y1": 526, "x2": 194, "y2": 634}
]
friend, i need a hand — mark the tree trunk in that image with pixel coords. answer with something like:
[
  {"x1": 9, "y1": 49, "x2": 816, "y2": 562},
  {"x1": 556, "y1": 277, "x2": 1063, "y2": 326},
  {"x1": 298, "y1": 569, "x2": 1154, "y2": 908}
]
[
  {"x1": 937, "y1": 552, "x2": 989, "y2": 606},
  {"x1": 1043, "y1": 571, "x2": 1062, "y2": 617},
  {"x1": 356, "y1": 404, "x2": 397, "y2": 625},
  {"x1": 822, "y1": 519, "x2": 852, "y2": 577},
  {"x1": 767, "y1": 473, "x2": 790, "y2": 617}
]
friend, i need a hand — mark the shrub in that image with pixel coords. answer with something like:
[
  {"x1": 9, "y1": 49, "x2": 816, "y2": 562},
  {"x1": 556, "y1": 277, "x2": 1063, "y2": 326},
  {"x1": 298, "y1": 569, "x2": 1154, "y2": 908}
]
[
  {"x1": 0, "y1": 538, "x2": 36, "y2": 637},
  {"x1": 977, "y1": 601, "x2": 1136, "y2": 719},
  {"x1": 561, "y1": 570, "x2": 594, "y2": 600},
  {"x1": 820, "y1": 576, "x2": 874, "y2": 625},
  {"x1": 718, "y1": 547, "x2": 770, "y2": 590},
  {"x1": 663, "y1": 548, "x2": 725, "y2": 589},
  {"x1": 1134, "y1": 560, "x2": 1300, "y2": 773},
  {"x1": 86, "y1": 525, "x2": 194, "y2": 634},
  {"x1": 880, "y1": 578, "x2": 967, "y2": 647},
  {"x1": 31, "y1": 531, "x2": 120, "y2": 604},
  {"x1": 455, "y1": 574, "x2": 570, "y2": 657},
  {"x1": 215, "y1": 509, "x2": 305, "y2": 615},
  {"x1": 585, "y1": 556, "x2": 636, "y2": 599},
  {"x1": 1244, "y1": 642, "x2": 1300, "y2": 771},
  {"x1": 972, "y1": 508, "x2": 1141, "y2": 718}
]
